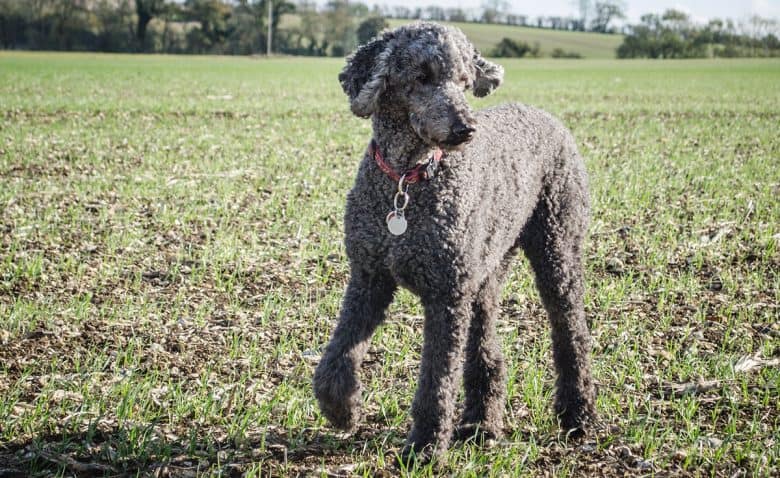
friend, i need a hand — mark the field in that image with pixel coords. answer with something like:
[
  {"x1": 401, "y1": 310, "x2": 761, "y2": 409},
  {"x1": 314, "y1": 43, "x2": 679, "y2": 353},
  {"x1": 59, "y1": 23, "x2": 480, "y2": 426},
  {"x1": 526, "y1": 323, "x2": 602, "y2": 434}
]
[
  {"x1": 386, "y1": 19, "x2": 624, "y2": 58},
  {"x1": 0, "y1": 51, "x2": 778, "y2": 477},
  {"x1": 281, "y1": 15, "x2": 623, "y2": 59}
]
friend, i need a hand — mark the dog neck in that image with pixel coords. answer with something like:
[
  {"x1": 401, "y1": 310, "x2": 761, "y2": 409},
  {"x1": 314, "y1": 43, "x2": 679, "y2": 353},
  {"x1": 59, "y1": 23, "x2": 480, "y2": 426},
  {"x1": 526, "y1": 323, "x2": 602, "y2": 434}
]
[{"x1": 371, "y1": 111, "x2": 434, "y2": 172}]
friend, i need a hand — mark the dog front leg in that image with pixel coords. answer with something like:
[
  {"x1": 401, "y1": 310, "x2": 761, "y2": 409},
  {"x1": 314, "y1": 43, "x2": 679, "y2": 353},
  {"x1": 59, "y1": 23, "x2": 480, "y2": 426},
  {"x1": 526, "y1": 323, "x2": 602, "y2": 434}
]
[
  {"x1": 313, "y1": 269, "x2": 396, "y2": 430},
  {"x1": 403, "y1": 296, "x2": 471, "y2": 462}
]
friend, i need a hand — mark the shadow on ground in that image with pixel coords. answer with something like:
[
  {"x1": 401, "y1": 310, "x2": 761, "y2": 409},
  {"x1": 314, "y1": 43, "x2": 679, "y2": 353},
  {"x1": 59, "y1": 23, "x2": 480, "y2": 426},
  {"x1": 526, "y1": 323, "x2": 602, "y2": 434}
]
[{"x1": 0, "y1": 424, "x2": 406, "y2": 477}]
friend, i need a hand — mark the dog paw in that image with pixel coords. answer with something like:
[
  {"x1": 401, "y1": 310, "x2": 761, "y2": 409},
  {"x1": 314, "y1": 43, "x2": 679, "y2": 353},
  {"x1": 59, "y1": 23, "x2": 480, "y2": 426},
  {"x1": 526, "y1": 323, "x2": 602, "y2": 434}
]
[
  {"x1": 395, "y1": 427, "x2": 451, "y2": 467},
  {"x1": 453, "y1": 422, "x2": 502, "y2": 444},
  {"x1": 313, "y1": 358, "x2": 361, "y2": 430},
  {"x1": 317, "y1": 398, "x2": 357, "y2": 430},
  {"x1": 557, "y1": 401, "x2": 597, "y2": 439},
  {"x1": 397, "y1": 441, "x2": 438, "y2": 468},
  {"x1": 555, "y1": 382, "x2": 597, "y2": 437}
]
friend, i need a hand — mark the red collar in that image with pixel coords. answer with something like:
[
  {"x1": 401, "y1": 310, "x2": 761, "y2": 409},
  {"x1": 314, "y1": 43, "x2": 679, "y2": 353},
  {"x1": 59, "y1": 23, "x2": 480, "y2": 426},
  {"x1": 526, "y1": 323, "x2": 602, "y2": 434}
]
[{"x1": 369, "y1": 140, "x2": 444, "y2": 184}]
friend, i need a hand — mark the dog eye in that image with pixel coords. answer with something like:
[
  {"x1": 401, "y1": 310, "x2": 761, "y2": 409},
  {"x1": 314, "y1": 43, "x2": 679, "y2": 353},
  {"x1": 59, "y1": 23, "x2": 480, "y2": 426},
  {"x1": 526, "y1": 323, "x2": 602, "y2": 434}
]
[{"x1": 418, "y1": 65, "x2": 434, "y2": 84}]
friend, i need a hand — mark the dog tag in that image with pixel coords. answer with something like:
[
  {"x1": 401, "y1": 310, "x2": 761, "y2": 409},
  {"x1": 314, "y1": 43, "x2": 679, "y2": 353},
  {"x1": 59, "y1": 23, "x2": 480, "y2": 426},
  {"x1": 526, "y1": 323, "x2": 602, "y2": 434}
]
[
  {"x1": 425, "y1": 160, "x2": 437, "y2": 180},
  {"x1": 386, "y1": 211, "x2": 407, "y2": 236}
]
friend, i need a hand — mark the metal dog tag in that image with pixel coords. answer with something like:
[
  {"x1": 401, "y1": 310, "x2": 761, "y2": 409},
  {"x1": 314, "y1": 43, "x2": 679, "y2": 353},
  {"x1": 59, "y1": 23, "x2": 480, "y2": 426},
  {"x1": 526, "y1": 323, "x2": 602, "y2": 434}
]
[
  {"x1": 386, "y1": 211, "x2": 407, "y2": 236},
  {"x1": 425, "y1": 160, "x2": 437, "y2": 180}
]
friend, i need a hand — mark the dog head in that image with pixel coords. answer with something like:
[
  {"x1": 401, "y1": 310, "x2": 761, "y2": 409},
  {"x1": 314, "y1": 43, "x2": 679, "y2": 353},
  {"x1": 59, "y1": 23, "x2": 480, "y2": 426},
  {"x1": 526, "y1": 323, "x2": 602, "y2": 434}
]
[{"x1": 338, "y1": 22, "x2": 504, "y2": 149}]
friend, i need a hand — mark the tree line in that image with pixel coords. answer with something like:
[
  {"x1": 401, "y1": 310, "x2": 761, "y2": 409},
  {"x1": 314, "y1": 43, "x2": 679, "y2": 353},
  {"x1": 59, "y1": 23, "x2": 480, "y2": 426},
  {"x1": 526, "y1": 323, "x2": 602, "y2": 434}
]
[
  {"x1": 1, "y1": 1, "x2": 778, "y2": 58},
  {"x1": 0, "y1": 0, "x2": 390, "y2": 56},
  {"x1": 377, "y1": 0, "x2": 626, "y2": 33},
  {"x1": 0, "y1": 0, "x2": 631, "y2": 56},
  {"x1": 618, "y1": 10, "x2": 780, "y2": 58}
]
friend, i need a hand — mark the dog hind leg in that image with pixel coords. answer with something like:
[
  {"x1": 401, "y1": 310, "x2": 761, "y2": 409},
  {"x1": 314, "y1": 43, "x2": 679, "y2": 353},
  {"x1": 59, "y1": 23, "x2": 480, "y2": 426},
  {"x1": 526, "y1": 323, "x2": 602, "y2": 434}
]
[{"x1": 520, "y1": 177, "x2": 597, "y2": 434}]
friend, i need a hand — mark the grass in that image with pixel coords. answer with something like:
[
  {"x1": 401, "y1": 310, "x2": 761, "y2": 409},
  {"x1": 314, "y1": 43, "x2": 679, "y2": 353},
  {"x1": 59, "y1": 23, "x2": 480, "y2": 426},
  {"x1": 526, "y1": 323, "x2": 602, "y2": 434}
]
[
  {"x1": 0, "y1": 51, "x2": 778, "y2": 477},
  {"x1": 386, "y1": 19, "x2": 624, "y2": 59}
]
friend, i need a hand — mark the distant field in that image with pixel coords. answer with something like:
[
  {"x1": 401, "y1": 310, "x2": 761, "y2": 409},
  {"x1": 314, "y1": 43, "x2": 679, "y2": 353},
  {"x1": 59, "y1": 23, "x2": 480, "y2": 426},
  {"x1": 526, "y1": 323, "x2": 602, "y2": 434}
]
[
  {"x1": 278, "y1": 15, "x2": 624, "y2": 59},
  {"x1": 0, "y1": 52, "x2": 778, "y2": 476},
  {"x1": 387, "y1": 19, "x2": 624, "y2": 58}
]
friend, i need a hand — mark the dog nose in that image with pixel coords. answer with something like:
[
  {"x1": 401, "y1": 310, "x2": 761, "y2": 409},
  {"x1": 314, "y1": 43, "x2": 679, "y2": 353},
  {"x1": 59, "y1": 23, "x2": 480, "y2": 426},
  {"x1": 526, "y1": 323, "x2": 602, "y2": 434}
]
[
  {"x1": 449, "y1": 122, "x2": 476, "y2": 145},
  {"x1": 453, "y1": 123, "x2": 476, "y2": 138}
]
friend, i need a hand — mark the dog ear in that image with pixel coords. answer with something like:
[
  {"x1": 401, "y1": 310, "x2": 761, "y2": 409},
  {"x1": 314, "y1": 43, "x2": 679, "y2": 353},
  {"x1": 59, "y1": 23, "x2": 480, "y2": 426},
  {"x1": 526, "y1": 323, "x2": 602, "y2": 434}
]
[
  {"x1": 472, "y1": 52, "x2": 504, "y2": 97},
  {"x1": 338, "y1": 37, "x2": 392, "y2": 118}
]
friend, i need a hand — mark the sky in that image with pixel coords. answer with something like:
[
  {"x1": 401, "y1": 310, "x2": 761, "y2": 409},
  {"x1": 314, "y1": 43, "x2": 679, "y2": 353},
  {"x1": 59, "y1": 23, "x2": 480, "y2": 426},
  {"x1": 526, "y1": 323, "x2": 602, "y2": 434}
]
[{"x1": 369, "y1": 1, "x2": 780, "y2": 23}]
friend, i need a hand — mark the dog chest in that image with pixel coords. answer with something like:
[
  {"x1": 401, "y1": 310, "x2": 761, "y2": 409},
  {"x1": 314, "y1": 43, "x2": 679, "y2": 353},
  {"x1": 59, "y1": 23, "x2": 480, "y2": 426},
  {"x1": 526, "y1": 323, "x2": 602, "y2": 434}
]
[{"x1": 381, "y1": 195, "x2": 487, "y2": 296}]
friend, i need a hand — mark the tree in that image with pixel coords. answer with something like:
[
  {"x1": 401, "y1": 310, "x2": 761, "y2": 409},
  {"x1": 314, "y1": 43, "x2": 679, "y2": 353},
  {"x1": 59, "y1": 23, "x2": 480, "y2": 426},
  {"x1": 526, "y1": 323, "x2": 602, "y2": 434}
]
[
  {"x1": 135, "y1": 0, "x2": 166, "y2": 51},
  {"x1": 324, "y1": 0, "x2": 354, "y2": 56},
  {"x1": 661, "y1": 9, "x2": 690, "y2": 34},
  {"x1": 575, "y1": 0, "x2": 591, "y2": 31},
  {"x1": 392, "y1": 6, "x2": 411, "y2": 19},
  {"x1": 185, "y1": 0, "x2": 231, "y2": 53},
  {"x1": 158, "y1": 0, "x2": 184, "y2": 52},
  {"x1": 481, "y1": 0, "x2": 509, "y2": 24},
  {"x1": 549, "y1": 16, "x2": 565, "y2": 30},
  {"x1": 347, "y1": 2, "x2": 369, "y2": 18},
  {"x1": 491, "y1": 37, "x2": 538, "y2": 57},
  {"x1": 0, "y1": 0, "x2": 26, "y2": 48},
  {"x1": 226, "y1": 1, "x2": 264, "y2": 55},
  {"x1": 95, "y1": 0, "x2": 135, "y2": 52},
  {"x1": 264, "y1": 0, "x2": 295, "y2": 53},
  {"x1": 616, "y1": 8, "x2": 780, "y2": 59},
  {"x1": 356, "y1": 16, "x2": 387, "y2": 45},
  {"x1": 447, "y1": 8, "x2": 467, "y2": 23},
  {"x1": 746, "y1": 15, "x2": 780, "y2": 55},
  {"x1": 551, "y1": 47, "x2": 582, "y2": 58},
  {"x1": 291, "y1": 0, "x2": 326, "y2": 55},
  {"x1": 590, "y1": 1, "x2": 624, "y2": 33},
  {"x1": 425, "y1": 6, "x2": 446, "y2": 22},
  {"x1": 506, "y1": 14, "x2": 527, "y2": 26}
]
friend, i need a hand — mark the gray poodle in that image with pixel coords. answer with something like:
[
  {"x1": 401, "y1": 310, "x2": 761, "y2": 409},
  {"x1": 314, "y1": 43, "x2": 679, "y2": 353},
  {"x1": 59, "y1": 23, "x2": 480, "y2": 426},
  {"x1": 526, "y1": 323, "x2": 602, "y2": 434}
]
[{"x1": 313, "y1": 21, "x2": 596, "y2": 461}]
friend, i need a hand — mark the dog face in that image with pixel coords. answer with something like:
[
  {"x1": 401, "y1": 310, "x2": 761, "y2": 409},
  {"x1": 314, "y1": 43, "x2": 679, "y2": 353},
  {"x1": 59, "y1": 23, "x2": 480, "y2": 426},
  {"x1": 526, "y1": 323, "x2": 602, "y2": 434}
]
[{"x1": 339, "y1": 22, "x2": 504, "y2": 149}]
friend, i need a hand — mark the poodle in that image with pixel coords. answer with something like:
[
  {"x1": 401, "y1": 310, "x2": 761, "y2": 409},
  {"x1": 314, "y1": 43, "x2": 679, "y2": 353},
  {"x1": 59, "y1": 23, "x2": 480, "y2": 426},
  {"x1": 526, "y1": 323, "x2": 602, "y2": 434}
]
[{"x1": 313, "y1": 21, "x2": 596, "y2": 461}]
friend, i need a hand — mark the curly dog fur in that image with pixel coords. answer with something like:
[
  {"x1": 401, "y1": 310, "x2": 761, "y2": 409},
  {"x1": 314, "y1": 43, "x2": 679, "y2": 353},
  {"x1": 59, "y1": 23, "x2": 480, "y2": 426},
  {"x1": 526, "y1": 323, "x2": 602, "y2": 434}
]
[{"x1": 313, "y1": 21, "x2": 597, "y2": 460}]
